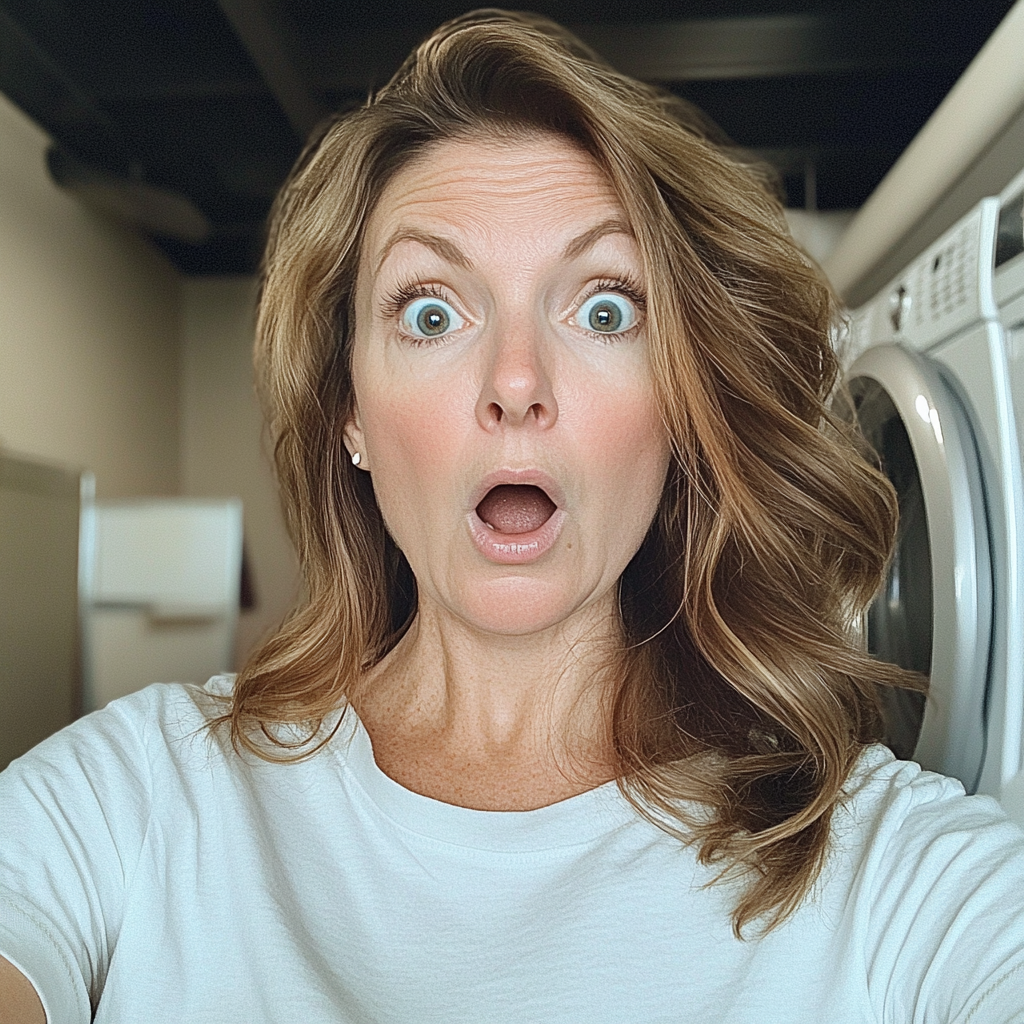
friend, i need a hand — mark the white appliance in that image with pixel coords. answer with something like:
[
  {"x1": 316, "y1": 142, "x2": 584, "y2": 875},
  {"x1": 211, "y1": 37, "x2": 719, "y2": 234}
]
[
  {"x1": 840, "y1": 198, "x2": 1024, "y2": 807},
  {"x1": 994, "y1": 166, "x2": 1024, "y2": 819},
  {"x1": 0, "y1": 452, "x2": 85, "y2": 769},
  {"x1": 80, "y1": 499, "x2": 243, "y2": 710}
]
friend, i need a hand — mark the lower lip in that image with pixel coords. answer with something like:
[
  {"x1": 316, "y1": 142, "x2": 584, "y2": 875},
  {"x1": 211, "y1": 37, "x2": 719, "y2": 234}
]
[{"x1": 467, "y1": 508, "x2": 567, "y2": 564}]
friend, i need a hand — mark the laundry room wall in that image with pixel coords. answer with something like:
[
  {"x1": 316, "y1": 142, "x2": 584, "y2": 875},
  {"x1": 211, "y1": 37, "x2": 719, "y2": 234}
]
[
  {"x1": 784, "y1": 210, "x2": 857, "y2": 269},
  {"x1": 179, "y1": 276, "x2": 300, "y2": 665},
  {"x1": 0, "y1": 92, "x2": 181, "y2": 498},
  {"x1": 0, "y1": 88, "x2": 299, "y2": 673}
]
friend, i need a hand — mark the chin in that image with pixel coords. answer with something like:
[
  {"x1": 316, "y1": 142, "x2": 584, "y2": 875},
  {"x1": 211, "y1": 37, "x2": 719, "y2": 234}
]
[{"x1": 451, "y1": 576, "x2": 591, "y2": 637}]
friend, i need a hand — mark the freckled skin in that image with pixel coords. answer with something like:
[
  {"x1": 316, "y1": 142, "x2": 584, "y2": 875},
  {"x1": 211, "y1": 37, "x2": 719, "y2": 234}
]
[{"x1": 344, "y1": 136, "x2": 672, "y2": 808}]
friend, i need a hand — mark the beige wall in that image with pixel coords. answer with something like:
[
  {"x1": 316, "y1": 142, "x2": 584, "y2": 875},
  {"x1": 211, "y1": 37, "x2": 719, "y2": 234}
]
[
  {"x1": 784, "y1": 209, "x2": 857, "y2": 269},
  {"x1": 0, "y1": 93, "x2": 297, "y2": 674},
  {"x1": 179, "y1": 277, "x2": 300, "y2": 665},
  {"x1": 0, "y1": 93, "x2": 180, "y2": 498}
]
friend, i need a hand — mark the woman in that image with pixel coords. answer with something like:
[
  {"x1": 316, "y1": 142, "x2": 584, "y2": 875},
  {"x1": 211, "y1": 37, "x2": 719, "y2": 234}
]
[{"x1": 2, "y1": 10, "x2": 1023, "y2": 1022}]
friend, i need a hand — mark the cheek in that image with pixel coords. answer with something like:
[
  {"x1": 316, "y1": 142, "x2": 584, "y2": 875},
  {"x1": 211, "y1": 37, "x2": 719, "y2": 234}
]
[
  {"x1": 579, "y1": 380, "x2": 669, "y2": 514},
  {"x1": 367, "y1": 397, "x2": 447, "y2": 467},
  {"x1": 358, "y1": 378, "x2": 468, "y2": 531}
]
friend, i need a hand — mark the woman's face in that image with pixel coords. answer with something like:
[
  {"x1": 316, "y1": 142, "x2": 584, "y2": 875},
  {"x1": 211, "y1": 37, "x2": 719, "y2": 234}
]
[{"x1": 348, "y1": 133, "x2": 672, "y2": 636}]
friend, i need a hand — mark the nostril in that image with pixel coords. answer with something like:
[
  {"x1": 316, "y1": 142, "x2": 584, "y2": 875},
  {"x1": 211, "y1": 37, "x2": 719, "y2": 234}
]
[{"x1": 477, "y1": 393, "x2": 556, "y2": 431}]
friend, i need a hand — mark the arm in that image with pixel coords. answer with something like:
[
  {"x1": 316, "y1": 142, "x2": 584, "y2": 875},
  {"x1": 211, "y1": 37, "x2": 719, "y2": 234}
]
[
  {"x1": 853, "y1": 760, "x2": 1024, "y2": 1020},
  {"x1": 0, "y1": 690, "x2": 155, "y2": 1022},
  {"x1": 0, "y1": 956, "x2": 45, "y2": 1024}
]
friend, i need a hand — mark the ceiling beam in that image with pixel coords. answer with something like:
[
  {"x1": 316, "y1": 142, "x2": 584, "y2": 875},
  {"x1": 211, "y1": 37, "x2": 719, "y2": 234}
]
[
  {"x1": 216, "y1": 0, "x2": 327, "y2": 140},
  {"x1": 0, "y1": 5, "x2": 127, "y2": 161},
  {"x1": 312, "y1": 12, "x2": 958, "y2": 94},
  {"x1": 571, "y1": 15, "x2": 847, "y2": 81},
  {"x1": 94, "y1": 79, "x2": 268, "y2": 103},
  {"x1": 314, "y1": 17, "x2": 848, "y2": 92},
  {"x1": 571, "y1": 13, "x2": 949, "y2": 82}
]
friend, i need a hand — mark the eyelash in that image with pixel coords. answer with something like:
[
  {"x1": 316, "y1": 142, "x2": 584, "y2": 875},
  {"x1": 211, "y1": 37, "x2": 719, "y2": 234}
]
[
  {"x1": 378, "y1": 275, "x2": 648, "y2": 340},
  {"x1": 574, "y1": 276, "x2": 647, "y2": 334},
  {"x1": 379, "y1": 281, "x2": 456, "y2": 324},
  {"x1": 579, "y1": 275, "x2": 647, "y2": 310}
]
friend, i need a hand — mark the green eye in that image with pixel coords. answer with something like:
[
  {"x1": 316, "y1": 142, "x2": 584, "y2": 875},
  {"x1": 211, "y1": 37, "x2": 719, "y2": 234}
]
[
  {"x1": 402, "y1": 297, "x2": 464, "y2": 338},
  {"x1": 575, "y1": 292, "x2": 637, "y2": 334}
]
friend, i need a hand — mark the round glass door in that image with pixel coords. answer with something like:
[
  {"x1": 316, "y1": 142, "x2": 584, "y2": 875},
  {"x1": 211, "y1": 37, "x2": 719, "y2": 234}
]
[
  {"x1": 837, "y1": 344, "x2": 991, "y2": 786},
  {"x1": 843, "y1": 377, "x2": 930, "y2": 759}
]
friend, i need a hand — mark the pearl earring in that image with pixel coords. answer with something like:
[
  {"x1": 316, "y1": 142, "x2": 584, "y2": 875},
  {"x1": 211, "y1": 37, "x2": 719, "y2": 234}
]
[{"x1": 351, "y1": 451, "x2": 361, "y2": 467}]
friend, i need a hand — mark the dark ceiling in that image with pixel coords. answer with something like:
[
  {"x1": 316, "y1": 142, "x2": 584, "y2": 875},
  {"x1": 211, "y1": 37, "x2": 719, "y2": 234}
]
[{"x1": 0, "y1": 0, "x2": 1016, "y2": 274}]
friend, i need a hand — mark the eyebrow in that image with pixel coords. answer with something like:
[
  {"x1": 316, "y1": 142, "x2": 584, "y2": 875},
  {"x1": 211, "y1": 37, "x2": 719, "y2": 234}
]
[
  {"x1": 373, "y1": 217, "x2": 635, "y2": 276},
  {"x1": 374, "y1": 228, "x2": 472, "y2": 275},
  {"x1": 560, "y1": 218, "x2": 634, "y2": 260}
]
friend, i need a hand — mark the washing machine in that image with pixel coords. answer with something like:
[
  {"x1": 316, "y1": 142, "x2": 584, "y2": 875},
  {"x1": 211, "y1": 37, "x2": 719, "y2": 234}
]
[
  {"x1": 840, "y1": 197, "x2": 1024, "y2": 807},
  {"x1": 994, "y1": 167, "x2": 1024, "y2": 820}
]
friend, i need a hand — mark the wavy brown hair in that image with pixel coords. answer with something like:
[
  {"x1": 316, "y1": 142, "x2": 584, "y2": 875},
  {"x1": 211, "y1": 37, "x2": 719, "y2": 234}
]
[{"x1": 215, "y1": 8, "x2": 921, "y2": 934}]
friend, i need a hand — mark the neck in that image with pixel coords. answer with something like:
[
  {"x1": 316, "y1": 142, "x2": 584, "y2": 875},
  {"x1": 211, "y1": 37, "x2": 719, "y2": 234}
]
[{"x1": 351, "y1": 592, "x2": 623, "y2": 808}]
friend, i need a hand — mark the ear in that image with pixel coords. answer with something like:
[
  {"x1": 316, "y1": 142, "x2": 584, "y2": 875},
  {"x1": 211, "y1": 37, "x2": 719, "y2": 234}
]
[{"x1": 343, "y1": 403, "x2": 368, "y2": 470}]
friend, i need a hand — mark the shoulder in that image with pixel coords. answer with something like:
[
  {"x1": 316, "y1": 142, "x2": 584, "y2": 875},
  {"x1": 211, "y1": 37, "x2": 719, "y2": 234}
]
[
  {"x1": 0, "y1": 675, "x2": 249, "y2": 906},
  {"x1": 1, "y1": 675, "x2": 239, "y2": 795},
  {"x1": 828, "y1": 744, "x2": 1024, "y2": 897},
  {"x1": 0, "y1": 677, "x2": 244, "y2": 1024},
  {"x1": 823, "y1": 745, "x2": 1024, "y2": 1020},
  {"x1": 834, "y1": 744, "x2": 1024, "y2": 857}
]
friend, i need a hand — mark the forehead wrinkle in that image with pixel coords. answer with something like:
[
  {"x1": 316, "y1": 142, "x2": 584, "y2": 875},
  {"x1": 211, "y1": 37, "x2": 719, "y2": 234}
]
[
  {"x1": 368, "y1": 143, "x2": 635, "y2": 281},
  {"x1": 374, "y1": 228, "x2": 473, "y2": 276},
  {"x1": 374, "y1": 214, "x2": 635, "y2": 283}
]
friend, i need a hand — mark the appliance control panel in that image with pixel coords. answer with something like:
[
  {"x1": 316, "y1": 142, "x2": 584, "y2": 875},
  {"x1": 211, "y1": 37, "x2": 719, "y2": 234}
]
[{"x1": 871, "y1": 198, "x2": 999, "y2": 352}]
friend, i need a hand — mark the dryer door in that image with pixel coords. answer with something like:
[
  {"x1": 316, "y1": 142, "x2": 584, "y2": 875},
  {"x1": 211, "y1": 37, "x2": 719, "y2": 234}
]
[{"x1": 839, "y1": 344, "x2": 992, "y2": 788}]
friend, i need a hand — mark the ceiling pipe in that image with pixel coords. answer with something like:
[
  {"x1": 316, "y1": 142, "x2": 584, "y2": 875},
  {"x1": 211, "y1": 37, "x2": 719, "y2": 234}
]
[
  {"x1": 823, "y1": 0, "x2": 1024, "y2": 301},
  {"x1": 47, "y1": 147, "x2": 211, "y2": 244}
]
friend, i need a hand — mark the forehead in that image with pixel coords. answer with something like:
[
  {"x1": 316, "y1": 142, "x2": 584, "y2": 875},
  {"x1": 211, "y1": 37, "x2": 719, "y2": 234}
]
[{"x1": 362, "y1": 133, "x2": 631, "y2": 266}]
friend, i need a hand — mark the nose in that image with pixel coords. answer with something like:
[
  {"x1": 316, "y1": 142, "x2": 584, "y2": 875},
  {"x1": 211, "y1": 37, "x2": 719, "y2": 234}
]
[{"x1": 475, "y1": 319, "x2": 558, "y2": 432}]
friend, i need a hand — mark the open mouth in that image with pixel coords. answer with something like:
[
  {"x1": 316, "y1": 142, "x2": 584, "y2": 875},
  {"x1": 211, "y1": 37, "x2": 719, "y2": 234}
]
[{"x1": 475, "y1": 484, "x2": 557, "y2": 535}]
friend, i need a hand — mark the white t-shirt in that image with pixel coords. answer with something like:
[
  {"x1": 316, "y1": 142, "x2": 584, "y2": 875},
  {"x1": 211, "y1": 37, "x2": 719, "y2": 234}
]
[{"x1": 1, "y1": 676, "x2": 1023, "y2": 1023}]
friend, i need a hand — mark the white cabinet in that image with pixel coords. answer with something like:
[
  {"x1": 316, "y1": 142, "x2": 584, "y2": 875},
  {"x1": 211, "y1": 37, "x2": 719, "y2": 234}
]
[{"x1": 80, "y1": 499, "x2": 243, "y2": 709}]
